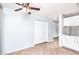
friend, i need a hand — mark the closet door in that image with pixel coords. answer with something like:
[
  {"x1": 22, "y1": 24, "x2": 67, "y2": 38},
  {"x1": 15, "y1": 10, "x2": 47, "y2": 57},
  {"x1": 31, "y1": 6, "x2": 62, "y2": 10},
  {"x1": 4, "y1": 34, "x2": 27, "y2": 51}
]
[{"x1": 34, "y1": 21, "x2": 48, "y2": 44}]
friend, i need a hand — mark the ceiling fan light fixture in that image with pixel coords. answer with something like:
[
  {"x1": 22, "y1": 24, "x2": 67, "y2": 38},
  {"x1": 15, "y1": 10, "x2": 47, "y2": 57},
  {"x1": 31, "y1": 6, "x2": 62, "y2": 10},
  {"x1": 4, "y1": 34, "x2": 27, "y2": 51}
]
[
  {"x1": 26, "y1": 7, "x2": 31, "y2": 14},
  {"x1": 22, "y1": 7, "x2": 27, "y2": 12},
  {"x1": 15, "y1": 3, "x2": 40, "y2": 14},
  {"x1": 27, "y1": 7, "x2": 30, "y2": 12},
  {"x1": 28, "y1": 12, "x2": 31, "y2": 15}
]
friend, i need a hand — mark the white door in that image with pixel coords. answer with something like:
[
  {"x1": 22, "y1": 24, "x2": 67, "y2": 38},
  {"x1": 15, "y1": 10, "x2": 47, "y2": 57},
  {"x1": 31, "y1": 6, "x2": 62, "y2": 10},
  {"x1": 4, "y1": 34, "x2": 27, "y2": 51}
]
[{"x1": 34, "y1": 21, "x2": 48, "y2": 44}]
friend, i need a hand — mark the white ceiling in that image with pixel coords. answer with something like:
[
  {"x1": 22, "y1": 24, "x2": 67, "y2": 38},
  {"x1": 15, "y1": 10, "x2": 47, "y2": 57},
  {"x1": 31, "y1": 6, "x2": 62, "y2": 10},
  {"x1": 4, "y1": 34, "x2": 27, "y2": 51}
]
[
  {"x1": 1, "y1": 3, "x2": 79, "y2": 21},
  {"x1": 1, "y1": 3, "x2": 42, "y2": 10},
  {"x1": 2, "y1": 3, "x2": 23, "y2": 10}
]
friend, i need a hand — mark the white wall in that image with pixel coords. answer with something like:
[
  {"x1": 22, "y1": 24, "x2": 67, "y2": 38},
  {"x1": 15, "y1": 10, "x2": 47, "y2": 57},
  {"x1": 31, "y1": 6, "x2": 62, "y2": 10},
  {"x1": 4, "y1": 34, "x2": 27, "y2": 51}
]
[
  {"x1": 0, "y1": 8, "x2": 4, "y2": 54},
  {"x1": 0, "y1": 8, "x2": 2, "y2": 54},
  {"x1": 1, "y1": 8, "x2": 35, "y2": 54},
  {"x1": 1, "y1": 8, "x2": 53, "y2": 54},
  {"x1": 48, "y1": 21, "x2": 56, "y2": 39}
]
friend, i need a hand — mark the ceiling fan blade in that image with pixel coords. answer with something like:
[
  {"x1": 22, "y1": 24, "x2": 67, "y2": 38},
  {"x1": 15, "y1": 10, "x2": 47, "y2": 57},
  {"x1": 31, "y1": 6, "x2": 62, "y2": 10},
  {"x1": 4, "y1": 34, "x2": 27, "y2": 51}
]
[
  {"x1": 22, "y1": 3, "x2": 24, "y2": 6},
  {"x1": 16, "y1": 3, "x2": 23, "y2": 6},
  {"x1": 27, "y1": 3, "x2": 30, "y2": 7},
  {"x1": 14, "y1": 8, "x2": 22, "y2": 11},
  {"x1": 30, "y1": 7, "x2": 40, "y2": 10}
]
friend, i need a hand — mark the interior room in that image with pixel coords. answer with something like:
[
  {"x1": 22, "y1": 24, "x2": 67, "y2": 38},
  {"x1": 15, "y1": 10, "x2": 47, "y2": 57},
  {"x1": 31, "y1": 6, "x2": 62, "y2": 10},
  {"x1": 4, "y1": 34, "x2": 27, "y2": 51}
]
[{"x1": 0, "y1": 3, "x2": 79, "y2": 55}]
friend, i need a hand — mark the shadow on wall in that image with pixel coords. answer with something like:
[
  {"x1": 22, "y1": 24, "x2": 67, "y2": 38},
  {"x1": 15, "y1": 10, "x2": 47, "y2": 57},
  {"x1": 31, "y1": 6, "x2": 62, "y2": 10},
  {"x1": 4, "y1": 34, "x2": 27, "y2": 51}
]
[
  {"x1": 0, "y1": 8, "x2": 1, "y2": 54},
  {"x1": 0, "y1": 4, "x2": 2, "y2": 54},
  {"x1": 0, "y1": 4, "x2": 4, "y2": 54}
]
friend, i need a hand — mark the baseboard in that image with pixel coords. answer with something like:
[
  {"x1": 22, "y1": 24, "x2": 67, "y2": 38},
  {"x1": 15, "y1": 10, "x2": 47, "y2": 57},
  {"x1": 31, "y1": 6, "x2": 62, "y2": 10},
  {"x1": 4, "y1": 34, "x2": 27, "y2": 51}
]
[{"x1": 2, "y1": 44, "x2": 35, "y2": 55}]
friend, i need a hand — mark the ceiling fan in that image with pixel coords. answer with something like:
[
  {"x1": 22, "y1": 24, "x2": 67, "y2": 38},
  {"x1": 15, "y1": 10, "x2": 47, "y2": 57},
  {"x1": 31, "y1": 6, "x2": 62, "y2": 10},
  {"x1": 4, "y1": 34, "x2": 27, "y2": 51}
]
[{"x1": 14, "y1": 3, "x2": 40, "y2": 14}]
